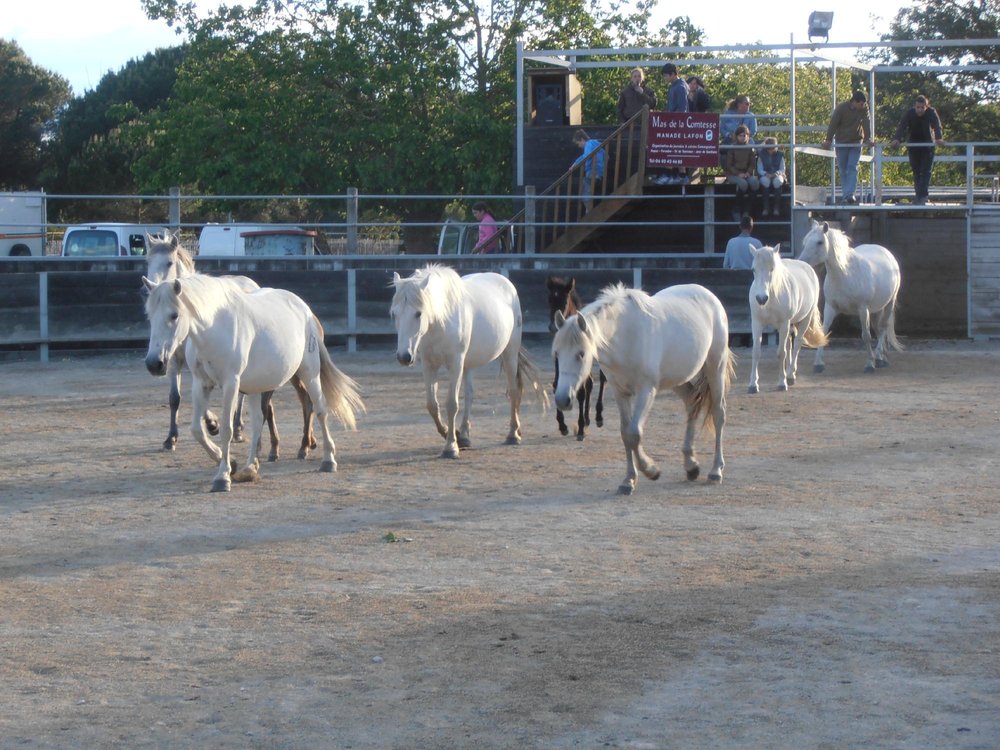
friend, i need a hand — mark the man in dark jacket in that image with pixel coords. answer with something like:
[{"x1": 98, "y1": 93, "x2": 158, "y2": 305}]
[{"x1": 890, "y1": 95, "x2": 945, "y2": 205}]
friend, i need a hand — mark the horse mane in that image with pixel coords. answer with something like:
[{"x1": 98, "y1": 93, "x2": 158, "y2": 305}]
[
  {"x1": 146, "y1": 273, "x2": 236, "y2": 322},
  {"x1": 560, "y1": 283, "x2": 659, "y2": 354},
  {"x1": 392, "y1": 264, "x2": 467, "y2": 324},
  {"x1": 821, "y1": 224, "x2": 852, "y2": 276},
  {"x1": 147, "y1": 234, "x2": 196, "y2": 276},
  {"x1": 756, "y1": 246, "x2": 794, "y2": 298}
]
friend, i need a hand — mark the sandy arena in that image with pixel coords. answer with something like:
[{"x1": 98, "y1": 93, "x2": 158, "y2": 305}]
[{"x1": 0, "y1": 340, "x2": 997, "y2": 749}]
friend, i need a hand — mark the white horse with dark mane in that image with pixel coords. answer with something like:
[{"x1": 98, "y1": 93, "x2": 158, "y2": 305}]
[
  {"x1": 143, "y1": 273, "x2": 364, "y2": 492},
  {"x1": 391, "y1": 264, "x2": 545, "y2": 458},
  {"x1": 747, "y1": 244, "x2": 828, "y2": 393},
  {"x1": 552, "y1": 283, "x2": 735, "y2": 494},
  {"x1": 798, "y1": 220, "x2": 902, "y2": 373},
  {"x1": 145, "y1": 234, "x2": 316, "y2": 460}
]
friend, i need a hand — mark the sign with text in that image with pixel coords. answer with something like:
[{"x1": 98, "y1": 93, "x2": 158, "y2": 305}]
[{"x1": 646, "y1": 111, "x2": 720, "y2": 169}]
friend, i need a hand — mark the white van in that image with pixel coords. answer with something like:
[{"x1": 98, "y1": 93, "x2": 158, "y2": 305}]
[
  {"x1": 61, "y1": 223, "x2": 168, "y2": 257},
  {"x1": 0, "y1": 191, "x2": 47, "y2": 256},
  {"x1": 198, "y1": 224, "x2": 316, "y2": 256}
]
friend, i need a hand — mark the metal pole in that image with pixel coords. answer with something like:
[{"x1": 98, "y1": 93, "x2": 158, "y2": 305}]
[
  {"x1": 523, "y1": 185, "x2": 536, "y2": 254},
  {"x1": 789, "y1": 34, "x2": 797, "y2": 220},
  {"x1": 516, "y1": 40, "x2": 525, "y2": 188},
  {"x1": 169, "y1": 186, "x2": 181, "y2": 233},
  {"x1": 38, "y1": 272, "x2": 49, "y2": 363},
  {"x1": 347, "y1": 268, "x2": 357, "y2": 353},
  {"x1": 831, "y1": 62, "x2": 838, "y2": 201},
  {"x1": 346, "y1": 187, "x2": 359, "y2": 254}
]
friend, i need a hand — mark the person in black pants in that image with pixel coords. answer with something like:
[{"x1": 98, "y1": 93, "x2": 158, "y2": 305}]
[{"x1": 891, "y1": 94, "x2": 945, "y2": 206}]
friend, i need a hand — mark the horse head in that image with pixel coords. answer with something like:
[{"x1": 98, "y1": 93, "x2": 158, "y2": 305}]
[
  {"x1": 545, "y1": 276, "x2": 578, "y2": 334},
  {"x1": 390, "y1": 271, "x2": 429, "y2": 366},
  {"x1": 143, "y1": 276, "x2": 189, "y2": 376},
  {"x1": 750, "y1": 245, "x2": 782, "y2": 306},
  {"x1": 551, "y1": 311, "x2": 597, "y2": 411},
  {"x1": 798, "y1": 219, "x2": 832, "y2": 267},
  {"x1": 146, "y1": 231, "x2": 194, "y2": 282}
]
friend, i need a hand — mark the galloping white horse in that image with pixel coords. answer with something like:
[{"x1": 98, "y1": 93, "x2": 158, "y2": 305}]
[
  {"x1": 747, "y1": 244, "x2": 828, "y2": 393},
  {"x1": 391, "y1": 264, "x2": 544, "y2": 458},
  {"x1": 798, "y1": 220, "x2": 902, "y2": 373},
  {"x1": 145, "y1": 234, "x2": 316, "y2": 460},
  {"x1": 143, "y1": 274, "x2": 364, "y2": 492},
  {"x1": 553, "y1": 283, "x2": 735, "y2": 494}
]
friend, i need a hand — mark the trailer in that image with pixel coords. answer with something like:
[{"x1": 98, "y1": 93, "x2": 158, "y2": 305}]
[{"x1": 0, "y1": 192, "x2": 47, "y2": 257}]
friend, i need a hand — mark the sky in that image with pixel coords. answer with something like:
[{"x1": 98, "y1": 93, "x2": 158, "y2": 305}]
[{"x1": 7, "y1": 0, "x2": 901, "y2": 97}]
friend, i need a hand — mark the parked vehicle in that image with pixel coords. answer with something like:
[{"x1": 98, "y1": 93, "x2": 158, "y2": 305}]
[
  {"x1": 61, "y1": 224, "x2": 169, "y2": 257},
  {"x1": 198, "y1": 224, "x2": 316, "y2": 256},
  {"x1": 437, "y1": 218, "x2": 516, "y2": 255},
  {"x1": 0, "y1": 192, "x2": 47, "y2": 257}
]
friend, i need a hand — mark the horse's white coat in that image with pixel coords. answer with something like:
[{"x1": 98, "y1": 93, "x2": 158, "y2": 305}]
[
  {"x1": 391, "y1": 264, "x2": 539, "y2": 458},
  {"x1": 798, "y1": 220, "x2": 902, "y2": 372},
  {"x1": 143, "y1": 275, "x2": 363, "y2": 492},
  {"x1": 748, "y1": 245, "x2": 828, "y2": 393},
  {"x1": 552, "y1": 283, "x2": 734, "y2": 494}
]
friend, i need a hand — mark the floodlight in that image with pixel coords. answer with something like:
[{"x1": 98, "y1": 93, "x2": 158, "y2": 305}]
[{"x1": 808, "y1": 11, "x2": 834, "y2": 43}]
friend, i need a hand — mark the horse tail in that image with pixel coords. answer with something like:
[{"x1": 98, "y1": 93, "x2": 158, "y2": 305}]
[
  {"x1": 315, "y1": 321, "x2": 366, "y2": 431},
  {"x1": 515, "y1": 348, "x2": 551, "y2": 411},
  {"x1": 687, "y1": 346, "x2": 737, "y2": 431},
  {"x1": 800, "y1": 304, "x2": 829, "y2": 349},
  {"x1": 883, "y1": 297, "x2": 904, "y2": 352}
]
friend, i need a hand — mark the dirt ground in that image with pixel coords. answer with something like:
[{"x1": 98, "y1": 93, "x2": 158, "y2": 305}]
[{"x1": 0, "y1": 339, "x2": 997, "y2": 749}]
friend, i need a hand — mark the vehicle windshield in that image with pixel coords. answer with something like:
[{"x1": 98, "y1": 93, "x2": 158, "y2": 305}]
[{"x1": 63, "y1": 230, "x2": 121, "y2": 257}]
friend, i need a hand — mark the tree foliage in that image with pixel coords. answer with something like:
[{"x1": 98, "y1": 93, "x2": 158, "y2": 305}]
[{"x1": 0, "y1": 39, "x2": 71, "y2": 190}]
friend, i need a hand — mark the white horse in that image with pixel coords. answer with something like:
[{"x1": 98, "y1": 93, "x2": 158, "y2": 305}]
[
  {"x1": 390, "y1": 264, "x2": 545, "y2": 458},
  {"x1": 553, "y1": 283, "x2": 735, "y2": 495},
  {"x1": 145, "y1": 234, "x2": 317, "y2": 460},
  {"x1": 798, "y1": 220, "x2": 902, "y2": 373},
  {"x1": 143, "y1": 274, "x2": 364, "y2": 492},
  {"x1": 747, "y1": 244, "x2": 829, "y2": 393}
]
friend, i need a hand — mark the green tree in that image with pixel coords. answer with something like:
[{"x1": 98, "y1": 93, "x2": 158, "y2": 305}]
[{"x1": 0, "y1": 39, "x2": 71, "y2": 190}]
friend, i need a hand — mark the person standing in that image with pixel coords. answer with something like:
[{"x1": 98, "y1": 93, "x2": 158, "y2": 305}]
[
  {"x1": 822, "y1": 91, "x2": 874, "y2": 205},
  {"x1": 686, "y1": 76, "x2": 711, "y2": 113},
  {"x1": 617, "y1": 68, "x2": 657, "y2": 122},
  {"x1": 655, "y1": 62, "x2": 690, "y2": 185},
  {"x1": 723, "y1": 215, "x2": 762, "y2": 270},
  {"x1": 890, "y1": 94, "x2": 945, "y2": 205},
  {"x1": 572, "y1": 129, "x2": 606, "y2": 209},
  {"x1": 471, "y1": 201, "x2": 500, "y2": 254}
]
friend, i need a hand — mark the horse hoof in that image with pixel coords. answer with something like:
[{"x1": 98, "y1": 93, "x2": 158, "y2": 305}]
[
  {"x1": 708, "y1": 473, "x2": 723, "y2": 483},
  {"x1": 776, "y1": 383, "x2": 788, "y2": 392},
  {"x1": 232, "y1": 467, "x2": 259, "y2": 484},
  {"x1": 747, "y1": 384, "x2": 759, "y2": 394},
  {"x1": 576, "y1": 433, "x2": 586, "y2": 442},
  {"x1": 504, "y1": 436, "x2": 521, "y2": 446},
  {"x1": 686, "y1": 466, "x2": 700, "y2": 481},
  {"x1": 297, "y1": 448, "x2": 309, "y2": 460},
  {"x1": 788, "y1": 375, "x2": 796, "y2": 385},
  {"x1": 440, "y1": 448, "x2": 460, "y2": 459},
  {"x1": 644, "y1": 467, "x2": 661, "y2": 481},
  {"x1": 162, "y1": 438, "x2": 177, "y2": 451},
  {"x1": 617, "y1": 483, "x2": 635, "y2": 496},
  {"x1": 813, "y1": 364, "x2": 825, "y2": 373},
  {"x1": 875, "y1": 359, "x2": 889, "y2": 368},
  {"x1": 458, "y1": 436, "x2": 472, "y2": 449},
  {"x1": 595, "y1": 417, "x2": 603, "y2": 428},
  {"x1": 864, "y1": 364, "x2": 876, "y2": 373},
  {"x1": 232, "y1": 431, "x2": 245, "y2": 444},
  {"x1": 320, "y1": 460, "x2": 337, "y2": 473},
  {"x1": 268, "y1": 451, "x2": 279, "y2": 463},
  {"x1": 211, "y1": 479, "x2": 231, "y2": 493},
  {"x1": 206, "y1": 421, "x2": 220, "y2": 437},
  {"x1": 558, "y1": 425, "x2": 569, "y2": 436}
]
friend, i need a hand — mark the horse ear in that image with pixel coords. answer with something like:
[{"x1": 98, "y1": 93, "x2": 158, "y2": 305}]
[
  {"x1": 392, "y1": 272, "x2": 401, "y2": 285},
  {"x1": 554, "y1": 310, "x2": 566, "y2": 329},
  {"x1": 773, "y1": 243, "x2": 782, "y2": 255},
  {"x1": 172, "y1": 279, "x2": 182, "y2": 296},
  {"x1": 169, "y1": 232, "x2": 179, "y2": 248},
  {"x1": 749, "y1": 245, "x2": 759, "y2": 258},
  {"x1": 821, "y1": 222, "x2": 830, "y2": 233},
  {"x1": 568, "y1": 277, "x2": 576, "y2": 291},
  {"x1": 141, "y1": 276, "x2": 156, "y2": 291},
  {"x1": 577, "y1": 312, "x2": 589, "y2": 334}
]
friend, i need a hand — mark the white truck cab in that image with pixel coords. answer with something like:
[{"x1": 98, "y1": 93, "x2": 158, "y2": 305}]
[
  {"x1": 0, "y1": 192, "x2": 47, "y2": 256},
  {"x1": 61, "y1": 224, "x2": 169, "y2": 257}
]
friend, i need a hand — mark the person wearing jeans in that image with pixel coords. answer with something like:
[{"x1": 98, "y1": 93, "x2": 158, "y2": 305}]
[{"x1": 822, "y1": 91, "x2": 873, "y2": 205}]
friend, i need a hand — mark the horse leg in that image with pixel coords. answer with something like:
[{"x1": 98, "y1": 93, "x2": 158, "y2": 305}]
[
  {"x1": 303, "y1": 373, "x2": 338, "y2": 473},
  {"x1": 554, "y1": 358, "x2": 569, "y2": 436},
  {"x1": 706, "y1": 361, "x2": 728, "y2": 483},
  {"x1": 775, "y1": 321, "x2": 791, "y2": 391},
  {"x1": 619, "y1": 385, "x2": 660, "y2": 491},
  {"x1": 858, "y1": 306, "x2": 876, "y2": 372},
  {"x1": 165, "y1": 356, "x2": 182, "y2": 450},
  {"x1": 262, "y1": 391, "x2": 280, "y2": 462},
  {"x1": 233, "y1": 395, "x2": 266, "y2": 483},
  {"x1": 674, "y1": 383, "x2": 701, "y2": 481},
  {"x1": 748, "y1": 315, "x2": 764, "y2": 394},
  {"x1": 615, "y1": 393, "x2": 639, "y2": 495},
  {"x1": 209, "y1": 381, "x2": 241, "y2": 492},
  {"x1": 813, "y1": 301, "x2": 836, "y2": 373},
  {"x1": 440, "y1": 364, "x2": 463, "y2": 458},
  {"x1": 423, "y1": 365, "x2": 447, "y2": 439},
  {"x1": 873, "y1": 305, "x2": 891, "y2": 367},
  {"x1": 457, "y1": 370, "x2": 474, "y2": 449},
  {"x1": 576, "y1": 375, "x2": 593, "y2": 441},
  {"x1": 788, "y1": 322, "x2": 806, "y2": 385},
  {"x1": 290, "y1": 374, "x2": 316, "y2": 459},
  {"x1": 594, "y1": 370, "x2": 606, "y2": 428},
  {"x1": 502, "y1": 345, "x2": 523, "y2": 446},
  {"x1": 231, "y1": 393, "x2": 247, "y2": 443}
]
